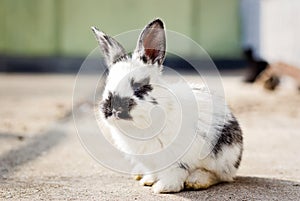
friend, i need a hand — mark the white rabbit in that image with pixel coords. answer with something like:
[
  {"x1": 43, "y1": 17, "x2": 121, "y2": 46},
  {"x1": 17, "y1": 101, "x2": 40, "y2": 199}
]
[{"x1": 91, "y1": 18, "x2": 243, "y2": 193}]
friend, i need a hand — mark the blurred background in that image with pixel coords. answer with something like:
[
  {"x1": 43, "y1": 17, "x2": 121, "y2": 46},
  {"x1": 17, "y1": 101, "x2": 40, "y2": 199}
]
[
  {"x1": 1, "y1": 0, "x2": 300, "y2": 72},
  {"x1": 1, "y1": 1, "x2": 300, "y2": 199},
  {"x1": 0, "y1": 0, "x2": 241, "y2": 72}
]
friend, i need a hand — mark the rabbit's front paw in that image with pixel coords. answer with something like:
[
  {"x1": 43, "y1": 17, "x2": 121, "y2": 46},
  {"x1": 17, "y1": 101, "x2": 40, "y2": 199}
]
[
  {"x1": 133, "y1": 174, "x2": 143, "y2": 181},
  {"x1": 152, "y1": 178, "x2": 184, "y2": 193},
  {"x1": 139, "y1": 174, "x2": 156, "y2": 186}
]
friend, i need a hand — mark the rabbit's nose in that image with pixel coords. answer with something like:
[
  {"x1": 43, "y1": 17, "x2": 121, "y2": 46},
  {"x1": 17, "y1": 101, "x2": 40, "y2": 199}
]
[{"x1": 112, "y1": 109, "x2": 121, "y2": 119}]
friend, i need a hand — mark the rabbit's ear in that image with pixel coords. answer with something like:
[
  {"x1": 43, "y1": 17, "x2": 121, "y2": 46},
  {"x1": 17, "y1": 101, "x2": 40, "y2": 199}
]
[
  {"x1": 91, "y1": 26, "x2": 127, "y2": 67},
  {"x1": 133, "y1": 19, "x2": 166, "y2": 65}
]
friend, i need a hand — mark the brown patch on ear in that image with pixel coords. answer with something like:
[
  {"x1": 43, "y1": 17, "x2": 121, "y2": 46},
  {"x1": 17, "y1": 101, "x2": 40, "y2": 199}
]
[
  {"x1": 135, "y1": 19, "x2": 166, "y2": 65},
  {"x1": 144, "y1": 48, "x2": 161, "y2": 63}
]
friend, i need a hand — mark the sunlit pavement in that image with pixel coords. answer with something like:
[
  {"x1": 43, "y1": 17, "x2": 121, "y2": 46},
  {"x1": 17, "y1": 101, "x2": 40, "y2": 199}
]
[{"x1": 0, "y1": 73, "x2": 299, "y2": 200}]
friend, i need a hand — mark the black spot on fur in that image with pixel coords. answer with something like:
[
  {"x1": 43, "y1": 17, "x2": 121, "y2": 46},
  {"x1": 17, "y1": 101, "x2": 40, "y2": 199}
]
[
  {"x1": 112, "y1": 54, "x2": 128, "y2": 64},
  {"x1": 213, "y1": 116, "x2": 243, "y2": 155},
  {"x1": 102, "y1": 92, "x2": 113, "y2": 118},
  {"x1": 150, "y1": 97, "x2": 158, "y2": 105},
  {"x1": 102, "y1": 92, "x2": 136, "y2": 120},
  {"x1": 141, "y1": 55, "x2": 148, "y2": 63},
  {"x1": 100, "y1": 38, "x2": 109, "y2": 55},
  {"x1": 103, "y1": 35, "x2": 113, "y2": 46},
  {"x1": 178, "y1": 162, "x2": 189, "y2": 170},
  {"x1": 131, "y1": 77, "x2": 153, "y2": 99},
  {"x1": 234, "y1": 148, "x2": 243, "y2": 169}
]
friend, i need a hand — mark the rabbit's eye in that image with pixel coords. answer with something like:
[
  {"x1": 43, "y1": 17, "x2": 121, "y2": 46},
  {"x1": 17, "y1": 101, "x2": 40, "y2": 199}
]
[
  {"x1": 128, "y1": 98, "x2": 136, "y2": 108},
  {"x1": 130, "y1": 77, "x2": 153, "y2": 99},
  {"x1": 134, "y1": 84, "x2": 153, "y2": 99},
  {"x1": 141, "y1": 55, "x2": 148, "y2": 63}
]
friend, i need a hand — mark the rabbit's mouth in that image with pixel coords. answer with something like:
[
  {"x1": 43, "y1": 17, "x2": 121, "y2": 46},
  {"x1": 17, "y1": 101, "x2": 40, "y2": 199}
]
[
  {"x1": 103, "y1": 105, "x2": 134, "y2": 121},
  {"x1": 111, "y1": 109, "x2": 133, "y2": 120}
]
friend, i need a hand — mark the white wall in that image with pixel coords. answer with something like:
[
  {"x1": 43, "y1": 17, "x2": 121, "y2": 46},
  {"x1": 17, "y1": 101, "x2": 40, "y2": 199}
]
[
  {"x1": 241, "y1": 0, "x2": 300, "y2": 67},
  {"x1": 261, "y1": 0, "x2": 300, "y2": 66}
]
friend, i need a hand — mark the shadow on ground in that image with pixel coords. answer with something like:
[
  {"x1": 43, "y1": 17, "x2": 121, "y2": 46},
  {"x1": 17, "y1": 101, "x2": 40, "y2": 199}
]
[
  {"x1": 0, "y1": 127, "x2": 66, "y2": 178},
  {"x1": 2, "y1": 175, "x2": 299, "y2": 200},
  {"x1": 174, "y1": 176, "x2": 300, "y2": 200}
]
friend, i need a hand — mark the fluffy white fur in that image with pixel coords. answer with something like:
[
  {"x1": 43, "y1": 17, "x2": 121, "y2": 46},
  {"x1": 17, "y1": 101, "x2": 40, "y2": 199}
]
[{"x1": 92, "y1": 19, "x2": 243, "y2": 193}]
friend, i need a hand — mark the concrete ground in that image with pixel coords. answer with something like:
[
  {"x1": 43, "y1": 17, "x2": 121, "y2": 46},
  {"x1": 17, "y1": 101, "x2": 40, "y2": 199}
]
[{"x1": 0, "y1": 72, "x2": 299, "y2": 200}]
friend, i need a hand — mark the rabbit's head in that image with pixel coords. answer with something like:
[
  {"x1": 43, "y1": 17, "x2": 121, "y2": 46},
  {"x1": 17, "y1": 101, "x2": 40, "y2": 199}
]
[{"x1": 92, "y1": 19, "x2": 169, "y2": 128}]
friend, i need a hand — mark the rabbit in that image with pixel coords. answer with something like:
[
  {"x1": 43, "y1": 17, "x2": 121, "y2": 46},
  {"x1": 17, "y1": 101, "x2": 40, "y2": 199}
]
[{"x1": 91, "y1": 18, "x2": 243, "y2": 193}]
